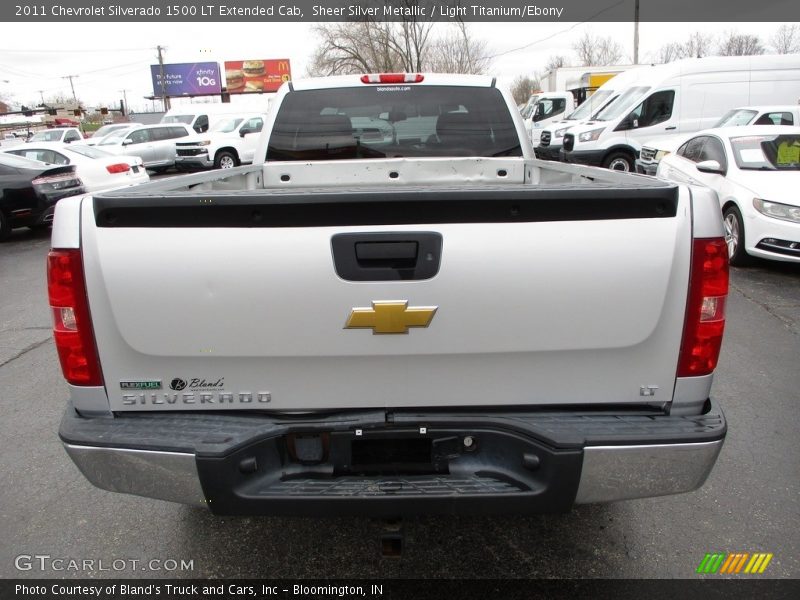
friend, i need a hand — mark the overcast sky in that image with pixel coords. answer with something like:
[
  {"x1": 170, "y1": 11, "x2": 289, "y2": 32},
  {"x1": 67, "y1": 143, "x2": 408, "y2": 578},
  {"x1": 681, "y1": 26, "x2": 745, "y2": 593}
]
[{"x1": 0, "y1": 21, "x2": 792, "y2": 113}]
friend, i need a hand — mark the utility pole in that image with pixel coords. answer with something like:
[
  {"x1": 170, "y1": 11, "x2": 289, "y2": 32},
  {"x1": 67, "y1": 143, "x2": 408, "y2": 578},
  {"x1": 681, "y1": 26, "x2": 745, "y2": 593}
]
[
  {"x1": 119, "y1": 89, "x2": 129, "y2": 117},
  {"x1": 156, "y1": 45, "x2": 170, "y2": 111},
  {"x1": 62, "y1": 74, "x2": 83, "y2": 133},
  {"x1": 63, "y1": 75, "x2": 79, "y2": 103},
  {"x1": 633, "y1": 0, "x2": 640, "y2": 64},
  {"x1": 37, "y1": 90, "x2": 45, "y2": 105}
]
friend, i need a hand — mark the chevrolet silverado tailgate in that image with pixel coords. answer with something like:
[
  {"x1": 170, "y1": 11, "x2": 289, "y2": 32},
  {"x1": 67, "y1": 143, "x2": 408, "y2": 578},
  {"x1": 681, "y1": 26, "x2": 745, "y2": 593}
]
[{"x1": 82, "y1": 177, "x2": 689, "y2": 412}]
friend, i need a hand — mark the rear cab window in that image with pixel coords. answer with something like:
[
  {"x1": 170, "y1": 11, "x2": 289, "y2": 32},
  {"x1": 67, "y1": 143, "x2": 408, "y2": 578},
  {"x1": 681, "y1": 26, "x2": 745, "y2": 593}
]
[{"x1": 266, "y1": 85, "x2": 522, "y2": 161}]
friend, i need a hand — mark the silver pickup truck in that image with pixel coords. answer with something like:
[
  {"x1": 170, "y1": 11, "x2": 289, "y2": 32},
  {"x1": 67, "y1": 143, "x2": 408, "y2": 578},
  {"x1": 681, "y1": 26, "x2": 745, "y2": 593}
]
[{"x1": 51, "y1": 74, "x2": 728, "y2": 516}]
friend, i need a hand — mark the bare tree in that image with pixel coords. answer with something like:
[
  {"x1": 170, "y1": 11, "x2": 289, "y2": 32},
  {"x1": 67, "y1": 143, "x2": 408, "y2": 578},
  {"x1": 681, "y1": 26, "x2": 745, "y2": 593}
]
[
  {"x1": 654, "y1": 42, "x2": 686, "y2": 64},
  {"x1": 717, "y1": 31, "x2": 765, "y2": 56},
  {"x1": 426, "y1": 22, "x2": 491, "y2": 74},
  {"x1": 770, "y1": 24, "x2": 800, "y2": 54},
  {"x1": 545, "y1": 55, "x2": 570, "y2": 72},
  {"x1": 510, "y1": 75, "x2": 540, "y2": 105},
  {"x1": 683, "y1": 31, "x2": 715, "y2": 59},
  {"x1": 307, "y1": 20, "x2": 489, "y2": 76},
  {"x1": 572, "y1": 31, "x2": 623, "y2": 66}
]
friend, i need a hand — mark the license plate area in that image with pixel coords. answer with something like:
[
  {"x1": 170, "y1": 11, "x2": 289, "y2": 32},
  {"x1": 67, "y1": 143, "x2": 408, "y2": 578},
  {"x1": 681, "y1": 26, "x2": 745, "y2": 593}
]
[{"x1": 349, "y1": 437, "x2": 436, "y2": 475}]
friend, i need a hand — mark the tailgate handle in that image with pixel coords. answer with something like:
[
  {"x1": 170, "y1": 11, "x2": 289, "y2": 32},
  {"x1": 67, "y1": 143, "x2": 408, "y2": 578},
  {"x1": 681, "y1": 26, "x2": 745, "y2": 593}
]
[
  {"x1": 332, "y1": 232, "x2": 442, "y2": 282},
  {"x1": 356, "y1": 241, "x2": 418, "y2": 264}
]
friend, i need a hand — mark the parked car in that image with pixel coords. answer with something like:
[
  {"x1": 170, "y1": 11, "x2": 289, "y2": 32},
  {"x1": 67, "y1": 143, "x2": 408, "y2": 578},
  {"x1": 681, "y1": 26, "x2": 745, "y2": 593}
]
[
  {"x1": 97, "y1": 123, "x2": 193, "y2": 171},
  {"x1": 656, "y1": 125, "x2": 800, "y2": 265},
  {"x1": 29, "y1": 127, "x2": 85, "y2": 144},
  {"x1": 82, "y1": 123, "x2": 141, "y2": 146},
  {"x1": 637, "y1": 105, "x2": 800, "y2": 175},
  {"x1": 3, "y1": 142, "x2": 148, "y2": 193},
  {"x1": 0, "y1": 153, "x2": 85, "y2": 241}
]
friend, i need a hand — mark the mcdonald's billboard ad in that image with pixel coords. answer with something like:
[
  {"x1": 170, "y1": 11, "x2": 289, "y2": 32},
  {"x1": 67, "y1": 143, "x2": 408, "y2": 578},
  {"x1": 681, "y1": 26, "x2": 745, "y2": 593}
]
[{"x1": 223, "y1": 59, "x2": 292, "y2": 94}]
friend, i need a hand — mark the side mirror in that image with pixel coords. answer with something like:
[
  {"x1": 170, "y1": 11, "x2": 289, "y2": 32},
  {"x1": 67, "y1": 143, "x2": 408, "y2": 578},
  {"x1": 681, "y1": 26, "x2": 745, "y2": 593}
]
[
  {"x1": 122, "y1": 138, "x2": 133, "y2": 146},
  {"x1": 239, "y1": 127, "x2": 254, "y2": 137},
  {"x1": 616, "y1": 116, "x2": 636, "y2": 131},
  {"x1": 696, "y1": 160, "x2": 725, "y2": 175}
]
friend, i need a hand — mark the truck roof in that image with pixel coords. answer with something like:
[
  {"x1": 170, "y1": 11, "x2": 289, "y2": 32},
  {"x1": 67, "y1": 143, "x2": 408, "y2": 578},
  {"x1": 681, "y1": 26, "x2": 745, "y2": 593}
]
[{"x1": 289, "y1": 73, "x2": 497, "y2": 91}]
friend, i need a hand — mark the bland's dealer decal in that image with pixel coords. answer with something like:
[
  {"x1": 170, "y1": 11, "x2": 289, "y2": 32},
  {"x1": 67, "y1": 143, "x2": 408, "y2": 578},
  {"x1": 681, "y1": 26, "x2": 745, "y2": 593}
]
[{"x1": 121, "y1": 376, "x2": 269, "y2": 405}]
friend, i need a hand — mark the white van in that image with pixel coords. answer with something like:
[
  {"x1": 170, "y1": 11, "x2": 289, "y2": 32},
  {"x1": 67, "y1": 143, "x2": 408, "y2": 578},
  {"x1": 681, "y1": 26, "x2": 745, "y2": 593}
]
[
  {"x1": 161, "y1": 103, "x2": 254, "y2": 134},
  {"x1": 561, "y1": 55, "x2": 800, "y2": 171},
  {"x1": 175, "y1": 113, "x2": 267, "y2": 169},
  {"x1": 534, "y1": 67, "x2": 654, "y2": 161},
  {"x1": 528, "y1": 92, "x2": 575, "y2": 145}
]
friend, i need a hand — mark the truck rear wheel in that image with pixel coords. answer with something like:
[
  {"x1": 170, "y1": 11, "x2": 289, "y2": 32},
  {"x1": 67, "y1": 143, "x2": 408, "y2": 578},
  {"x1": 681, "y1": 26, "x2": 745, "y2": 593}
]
[
  {"x1": 215, "y1": 151, "x2": 238, "y2": 169},
  {"x1": 603, "y1": 151, "x2": 634, "y2": 172}
]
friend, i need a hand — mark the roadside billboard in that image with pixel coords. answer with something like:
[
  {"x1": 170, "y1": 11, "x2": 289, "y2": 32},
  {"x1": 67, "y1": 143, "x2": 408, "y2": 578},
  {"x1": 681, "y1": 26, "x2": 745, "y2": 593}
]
[
  {"x1": 224, "y1": 59, "x2": 291, "y2": 94},
  {"x1": 150, "y1": 62, "x2": 221, "y2": 96}
]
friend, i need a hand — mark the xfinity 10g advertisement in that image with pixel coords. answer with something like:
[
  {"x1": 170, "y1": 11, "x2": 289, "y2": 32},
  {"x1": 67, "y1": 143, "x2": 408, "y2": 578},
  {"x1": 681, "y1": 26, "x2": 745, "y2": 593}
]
[{"x1": 150, "y1": 61, "x2": 222, "y2": 96}]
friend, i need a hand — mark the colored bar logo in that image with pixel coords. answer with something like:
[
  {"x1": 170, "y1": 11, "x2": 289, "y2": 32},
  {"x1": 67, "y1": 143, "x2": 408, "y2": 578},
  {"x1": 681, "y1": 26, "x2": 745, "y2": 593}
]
[{"x1": 696, "y1": 552, "x2": 773, "y2": 574}]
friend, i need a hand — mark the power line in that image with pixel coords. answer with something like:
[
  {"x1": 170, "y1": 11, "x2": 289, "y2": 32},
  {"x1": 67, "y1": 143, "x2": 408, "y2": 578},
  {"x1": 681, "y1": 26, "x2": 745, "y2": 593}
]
[
  {"x1": 0, "y1": 47, "x2": 153, "y2": 53},
  {"x1": 486, "y1": 0, "x2": 627, "y2": 60}
]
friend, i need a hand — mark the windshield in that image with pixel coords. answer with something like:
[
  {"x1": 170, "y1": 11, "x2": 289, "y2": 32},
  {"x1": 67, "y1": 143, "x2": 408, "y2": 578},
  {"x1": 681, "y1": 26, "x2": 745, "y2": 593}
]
[
  {"x1": 162, "y1": 115, "x2": 194, "y2": 125},
  {"x1": 30, "y1": 130, "x2": 65, "y2": 142},
  {"x1": 593, "y1": 86, "x2": 650, "y2": 121},
  {"x1": 99, "y1": 129, "x2": 129, "y2": 145},
  {"x1": 731, "y1": 134, "x2": 800, "y2": 171},
  {"x1": 567, "y1": 90, "x2": 615, "y2": 120},
  {"x1": 714, "y1": 109, "x2": 758, "y2": 128},
  {"x1": 66, "y1": 145, "x2": 114, "y2": 159},
  {"x1": 92, "y1": 124, "x2": 129, "y2": 138},
  {"x1": 267, "y1": 85, "x2": 522, "y2": 161},
  {"x1": 211, "y1": 118, "x2": 245, "y2": 133},
  {"x1": 0, "y1": 152, "x2": 47, "y2": 169},
  {"x1": 520, "y1": 95, "x2": 540, "y2": 119}
]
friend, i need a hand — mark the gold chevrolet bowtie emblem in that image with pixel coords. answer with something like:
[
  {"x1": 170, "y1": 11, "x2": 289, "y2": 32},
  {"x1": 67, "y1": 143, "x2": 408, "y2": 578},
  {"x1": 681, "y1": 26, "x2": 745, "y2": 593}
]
[{"x1": 345, "y1": 301, "x2": 438, "y2": 334}]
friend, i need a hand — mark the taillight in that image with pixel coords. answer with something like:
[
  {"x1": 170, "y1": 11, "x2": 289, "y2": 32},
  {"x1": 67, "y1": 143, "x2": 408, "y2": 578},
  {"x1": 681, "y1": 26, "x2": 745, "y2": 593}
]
[
  {"x1": 33, "y1": 172, "x2": 81, "y2": 191},
  {"x1": 677, "y1": 238, "x2": 729, "y2": 377},
  {"x1": 47, "y1": 249, "x2": 103, "y2": 386},
  {"x1": 360, "y1": 73, "x2": 424, "y2": 84},
  {"x1": 106, "y1": 163, "x2": 130, "y2": 174}
]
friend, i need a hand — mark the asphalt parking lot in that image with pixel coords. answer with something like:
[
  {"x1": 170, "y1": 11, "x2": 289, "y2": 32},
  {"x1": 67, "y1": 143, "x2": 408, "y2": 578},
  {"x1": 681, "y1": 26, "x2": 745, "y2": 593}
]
[{"x1": 0, "y1": 227, "x2": 798, "y2": 580}]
